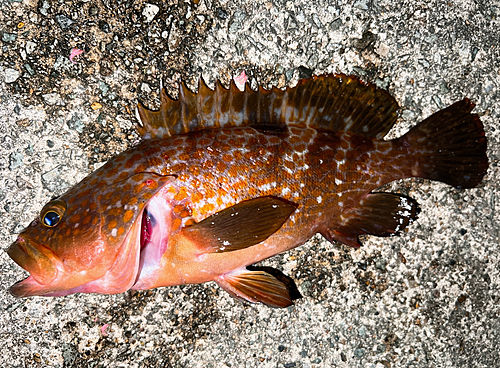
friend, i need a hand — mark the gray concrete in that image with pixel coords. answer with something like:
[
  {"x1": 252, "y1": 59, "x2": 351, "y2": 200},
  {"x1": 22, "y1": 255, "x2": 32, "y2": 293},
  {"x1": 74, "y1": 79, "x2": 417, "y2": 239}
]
[{"x1": 0, "y1": 0, "x2": 498, "y2": 367}]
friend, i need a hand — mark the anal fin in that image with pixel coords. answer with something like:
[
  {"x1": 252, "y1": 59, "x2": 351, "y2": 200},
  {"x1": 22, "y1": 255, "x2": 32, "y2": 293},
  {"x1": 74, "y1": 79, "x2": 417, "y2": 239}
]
[
  {"x1": 322, "y1": 193, "x2": 420, "y2": 248},
  {"x1": 216, "y1": 268, "x2": 294, "y2": 308},
  {"x1": 247, "y1": 266, "x2": 302, "y2": 301}
]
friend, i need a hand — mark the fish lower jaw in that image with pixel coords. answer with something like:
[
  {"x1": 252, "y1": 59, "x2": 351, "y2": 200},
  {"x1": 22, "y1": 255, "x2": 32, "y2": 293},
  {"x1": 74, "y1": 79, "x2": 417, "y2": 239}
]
[
  {"x1": 9, "y1": 275, "x2": 80, "y2": 297},
  {"x1": 9, "y1": 276, "x2": 44, "y2": 297}
]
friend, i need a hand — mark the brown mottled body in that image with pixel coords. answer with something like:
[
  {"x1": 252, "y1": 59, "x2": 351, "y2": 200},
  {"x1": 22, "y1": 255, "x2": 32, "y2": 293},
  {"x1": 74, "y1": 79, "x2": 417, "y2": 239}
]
[
  {"x1": 8, "y1": 74, "x2": 487, "y2": 307},
  {"x1": 119, "y1": 126, "x2": 406, "y2": 288}
]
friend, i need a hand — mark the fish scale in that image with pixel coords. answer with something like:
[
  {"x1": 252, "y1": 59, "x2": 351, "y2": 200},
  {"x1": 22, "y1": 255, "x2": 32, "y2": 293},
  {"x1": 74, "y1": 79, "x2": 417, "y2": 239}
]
[{"x1": 7, "y1": 74, "x2": 487, "y2": 308}]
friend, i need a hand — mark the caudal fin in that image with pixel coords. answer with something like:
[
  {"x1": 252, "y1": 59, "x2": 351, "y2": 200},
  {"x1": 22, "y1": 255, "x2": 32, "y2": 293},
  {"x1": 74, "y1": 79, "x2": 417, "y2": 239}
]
[{"x1": 401, "y1": 99, "x2": 488, "y2": 189}]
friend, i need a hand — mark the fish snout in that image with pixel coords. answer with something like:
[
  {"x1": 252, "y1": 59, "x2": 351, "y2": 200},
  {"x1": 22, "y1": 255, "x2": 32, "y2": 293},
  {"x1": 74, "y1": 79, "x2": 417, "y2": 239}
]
[{"x1": 7, "y1": 237, "x2": 58, "y2": 287}]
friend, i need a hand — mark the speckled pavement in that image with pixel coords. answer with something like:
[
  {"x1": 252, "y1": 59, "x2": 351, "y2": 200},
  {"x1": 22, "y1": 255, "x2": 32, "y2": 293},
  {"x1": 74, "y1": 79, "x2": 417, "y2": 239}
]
[{"x1": 0, "y1": 1, "x2": 499, "y2": 367}]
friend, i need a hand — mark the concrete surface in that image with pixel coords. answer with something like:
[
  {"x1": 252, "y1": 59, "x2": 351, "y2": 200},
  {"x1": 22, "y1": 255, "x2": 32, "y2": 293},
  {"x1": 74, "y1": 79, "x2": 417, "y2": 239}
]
[{"x1": 0, "y1": 0, "x2": 499, "y2": 367}]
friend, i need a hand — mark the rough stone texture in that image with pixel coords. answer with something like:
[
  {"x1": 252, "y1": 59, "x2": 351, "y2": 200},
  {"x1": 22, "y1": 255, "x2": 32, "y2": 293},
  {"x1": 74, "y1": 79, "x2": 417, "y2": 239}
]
[{"x1": 0, "y1": 1, "x2": 498, "y2": 367}]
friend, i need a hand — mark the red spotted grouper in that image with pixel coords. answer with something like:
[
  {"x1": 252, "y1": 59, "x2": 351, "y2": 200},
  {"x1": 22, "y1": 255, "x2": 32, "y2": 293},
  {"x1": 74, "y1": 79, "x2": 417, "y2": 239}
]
[{"x1": 7, "y1": 74, "x2": 488, "y2": 307}]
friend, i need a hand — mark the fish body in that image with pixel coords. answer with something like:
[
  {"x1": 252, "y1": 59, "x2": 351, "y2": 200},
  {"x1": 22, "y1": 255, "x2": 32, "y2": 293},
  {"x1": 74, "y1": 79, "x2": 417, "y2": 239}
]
[
  {"x1": 8, "y1": 75, "x2": 488, "y2": 307},
  {"x1": 129, "y1": 128, "x2": 400, "y2": 289}
]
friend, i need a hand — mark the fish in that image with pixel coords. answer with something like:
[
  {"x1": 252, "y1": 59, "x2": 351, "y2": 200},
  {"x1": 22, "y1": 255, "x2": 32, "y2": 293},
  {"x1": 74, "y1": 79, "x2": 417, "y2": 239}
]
[{"x1": 7, "y1": 74, "x2": 488, "y2": 308}]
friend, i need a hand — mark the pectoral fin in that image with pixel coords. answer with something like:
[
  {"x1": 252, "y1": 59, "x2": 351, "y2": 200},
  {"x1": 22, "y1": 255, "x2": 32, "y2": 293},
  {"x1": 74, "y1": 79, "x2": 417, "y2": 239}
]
[
  {"x1": 216, "y1": 268, "x2": 294, "y2": 308},
  {"x1": 322, "y1": 192, "x2": 420, "y2": 248},
  {"x1": 181, "y1": 196, "x2": 297, "y2": 253}
]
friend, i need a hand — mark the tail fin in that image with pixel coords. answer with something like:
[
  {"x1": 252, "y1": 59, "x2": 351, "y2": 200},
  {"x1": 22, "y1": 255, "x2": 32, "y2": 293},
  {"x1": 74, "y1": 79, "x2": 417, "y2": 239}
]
[{"x1": 401, "y1": 99, "x2": 488, "y2": 189}]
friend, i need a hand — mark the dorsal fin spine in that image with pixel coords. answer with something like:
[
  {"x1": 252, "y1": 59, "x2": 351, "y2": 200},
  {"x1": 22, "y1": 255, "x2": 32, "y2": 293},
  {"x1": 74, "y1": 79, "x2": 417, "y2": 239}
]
[
  {"x1": 340, "y1": 80, "x2": 360, "y2": 131},
  {"x1": 199, "y1": 78, "x2": 212, "y2": 128},
  {"x1": 283, "y1": 88, "x2": 291, "y2": 125},
  {"x1": 159, "y1": 89, "x2": 172, "y2": 138},
  {"x1": 302, "y1": 79, "x2": 319, "y2": 125},
  {"x1": 194, "y1": 79, "x2": 204, "y2": 131},
  {"x1": 304, "y1": 81, "x2": 320, "y2": 126},
  {"x1": 229, "y1": 80, "x2": 239, "y2": 126},
  {"x1": 231, "y1": 81, "x2": 242, "y2": 126},
  {"x1": 196, "y1": 79, "x2": 205, "y2": 128},
  {"x1": 180, "y1": 82, "x2": 188, "y2": 134},
  {"x1": 241, "y1": 82, "x2": 250, "y2": 126},
  {"x1": 215, "y1": 80, "x2": 224, "y2": 128},
  {"x1": 331, "y1": 80, "x2": 349, "y2": 131}
]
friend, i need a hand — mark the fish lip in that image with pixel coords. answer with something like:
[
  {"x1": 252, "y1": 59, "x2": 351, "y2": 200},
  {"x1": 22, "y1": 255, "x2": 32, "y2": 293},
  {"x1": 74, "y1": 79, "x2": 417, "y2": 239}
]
[
  {"x1": 7, "y1": 236, "x2": 59, "y2": 287},
  {"x1": 9, "y1": 274, "x2": 62, "y2": 297},
  {"x1": 8, "y1": 275, "x2": 48, "y2": 297}
]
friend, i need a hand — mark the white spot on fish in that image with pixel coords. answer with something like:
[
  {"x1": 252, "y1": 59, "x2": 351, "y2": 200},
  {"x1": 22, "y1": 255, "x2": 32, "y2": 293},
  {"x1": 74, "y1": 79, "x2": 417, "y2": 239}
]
[
  {"x1": 344, "y1": 116, "x2": 354, "y2": 131},
  {"x1": 283, "y1": 166, "x2": 294, "y2": 175},
  {"x1": 197, "y1": 254, "x2": 208, "y2": 263},
  {"x1": 335, "y1": 178, "x2": 343, "y2": 185},
  {"x1": 400, "y1": 197, "x2": 413, "y2": 211},
  {"x1": 397, "y1": 210, "x2": 412, "y2": 218},
  {"x1": 111, "y1": 228, "x2": 117, "y2": 237},
  {"x1": 317, "y1": 196, "x2": 322, "y2": 204},
  {"x1": 258, "y1": 183, "x2": 272, "y2": 191}
]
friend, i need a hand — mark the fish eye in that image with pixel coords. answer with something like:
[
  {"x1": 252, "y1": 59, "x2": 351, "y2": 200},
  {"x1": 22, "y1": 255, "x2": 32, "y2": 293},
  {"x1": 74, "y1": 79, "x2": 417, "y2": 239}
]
[
  {"x1": 40, "y1": 199, "x2": 67, "y2": 228},
  {"x1": 42, "y1": 211, "x2": 61, "y2": 227}
]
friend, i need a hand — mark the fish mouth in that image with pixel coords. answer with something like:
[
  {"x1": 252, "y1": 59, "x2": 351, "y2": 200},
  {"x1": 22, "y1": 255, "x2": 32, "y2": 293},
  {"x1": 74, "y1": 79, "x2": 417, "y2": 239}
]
[{"x1": 7, "y1": 237, "x2": 59, "y2": 297}]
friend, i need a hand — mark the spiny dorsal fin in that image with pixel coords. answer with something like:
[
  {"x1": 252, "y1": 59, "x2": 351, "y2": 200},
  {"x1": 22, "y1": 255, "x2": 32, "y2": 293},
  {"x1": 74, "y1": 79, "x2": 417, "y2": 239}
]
[{"x1": 136, "y1": 74, "x2": 400, "y2": 139}]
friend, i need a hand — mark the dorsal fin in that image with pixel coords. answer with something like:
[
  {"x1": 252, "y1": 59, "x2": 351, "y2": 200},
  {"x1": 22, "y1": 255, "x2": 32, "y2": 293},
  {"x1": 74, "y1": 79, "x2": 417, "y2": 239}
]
[{"x1": 136, "y1": 74, "x2": 400, "y2": 139}]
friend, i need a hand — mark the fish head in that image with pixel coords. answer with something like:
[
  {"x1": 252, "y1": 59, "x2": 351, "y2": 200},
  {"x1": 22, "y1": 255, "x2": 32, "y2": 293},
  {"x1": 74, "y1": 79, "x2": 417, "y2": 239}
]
[
  {"x1": 8, "y1": 165, "x2": 173, "y2": 297},
  {"x1": 7, "y1": 192, "x2": 108, "y2": 297}
]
